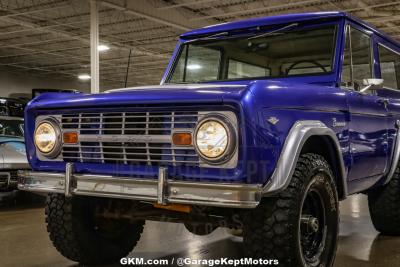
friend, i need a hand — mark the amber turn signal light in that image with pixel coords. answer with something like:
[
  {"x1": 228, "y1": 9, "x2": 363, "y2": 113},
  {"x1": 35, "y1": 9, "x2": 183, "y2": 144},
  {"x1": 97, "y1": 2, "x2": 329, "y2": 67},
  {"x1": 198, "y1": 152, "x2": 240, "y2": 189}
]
[
  {"x1": 172, "y1": 132, "x2": 192, "y2": 146},
  {"x1": 63, "y1": 132, "x2": 78, "y2": 144}
]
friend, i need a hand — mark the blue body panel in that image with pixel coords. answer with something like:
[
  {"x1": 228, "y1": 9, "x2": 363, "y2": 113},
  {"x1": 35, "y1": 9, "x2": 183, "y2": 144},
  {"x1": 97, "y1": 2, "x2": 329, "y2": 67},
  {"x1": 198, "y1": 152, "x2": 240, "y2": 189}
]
[{"x1": 23, "y1": 12, "x2": 400, "y2": 196}]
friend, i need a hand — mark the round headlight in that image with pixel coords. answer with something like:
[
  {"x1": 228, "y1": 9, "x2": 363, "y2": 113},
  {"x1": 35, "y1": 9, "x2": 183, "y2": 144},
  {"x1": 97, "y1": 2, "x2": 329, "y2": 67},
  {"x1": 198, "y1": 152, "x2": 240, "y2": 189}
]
[
  {"x1": 195, "y1": 116, "x2": 236, "y2": 163},
  {"x1": 34, "y1": 119, "x2": 60, "y2": 157}
]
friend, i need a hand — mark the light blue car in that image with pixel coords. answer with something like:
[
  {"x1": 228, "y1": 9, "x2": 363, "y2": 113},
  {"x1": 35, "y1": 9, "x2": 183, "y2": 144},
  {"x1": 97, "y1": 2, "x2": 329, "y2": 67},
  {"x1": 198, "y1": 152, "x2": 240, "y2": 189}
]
[{"x1": 0, "y1": 116, "x2": 29, "y2": 191}]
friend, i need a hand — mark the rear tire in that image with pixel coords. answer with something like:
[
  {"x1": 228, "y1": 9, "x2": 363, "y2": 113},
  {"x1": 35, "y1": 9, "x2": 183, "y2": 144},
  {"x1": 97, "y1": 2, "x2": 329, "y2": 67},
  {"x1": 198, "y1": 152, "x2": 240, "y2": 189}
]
[
  {"x1": 243, "y1": 153, "x2": 339, "y2": 267},
  {"x1": 368, "y1": 165, "x2": 400, "y2": 235},
  {"x1": 45, "y1": 193, "x2": 144, "y2": 265}
]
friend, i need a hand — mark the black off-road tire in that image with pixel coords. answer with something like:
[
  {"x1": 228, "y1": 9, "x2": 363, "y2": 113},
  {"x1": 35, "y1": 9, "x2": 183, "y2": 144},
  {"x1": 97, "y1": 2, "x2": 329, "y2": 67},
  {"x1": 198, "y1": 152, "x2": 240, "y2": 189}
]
[
  {"x1": 45, "y1": 193, "x2": 144, "y2": 265},
  {"x1": 368, "y1": 165, "x2": 400, "y2": 235},
  {"x1": 243, "y1": 153, "x2": 339, "y2": 267}
]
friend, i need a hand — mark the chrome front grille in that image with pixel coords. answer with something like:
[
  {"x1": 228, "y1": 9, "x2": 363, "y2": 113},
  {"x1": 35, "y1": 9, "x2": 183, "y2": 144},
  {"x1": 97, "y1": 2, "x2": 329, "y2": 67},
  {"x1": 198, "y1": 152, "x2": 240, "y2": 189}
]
[{"x1": 60, "y1": 111, "x2": 201, "y2": 166}]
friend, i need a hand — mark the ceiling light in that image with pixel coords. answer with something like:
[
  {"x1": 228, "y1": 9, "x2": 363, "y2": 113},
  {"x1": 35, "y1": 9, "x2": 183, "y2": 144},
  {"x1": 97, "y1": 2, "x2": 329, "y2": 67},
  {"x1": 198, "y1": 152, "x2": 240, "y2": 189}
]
[
  {"x1": 187, "y1": 64, "x2": 202, "y2": 70},
  {"x1": 98, "y1": 44, "x2": 110, "y2": 52},
  {"x1": 78, "y1": 74, "x2": 91, "y2": 80}
]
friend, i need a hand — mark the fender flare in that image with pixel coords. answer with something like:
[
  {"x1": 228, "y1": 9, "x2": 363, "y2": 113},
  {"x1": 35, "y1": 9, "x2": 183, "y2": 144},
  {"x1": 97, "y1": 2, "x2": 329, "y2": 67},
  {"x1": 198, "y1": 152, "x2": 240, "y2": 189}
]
[{"x1": 262, "y1": 120, "x2": 347, "y2": 198}]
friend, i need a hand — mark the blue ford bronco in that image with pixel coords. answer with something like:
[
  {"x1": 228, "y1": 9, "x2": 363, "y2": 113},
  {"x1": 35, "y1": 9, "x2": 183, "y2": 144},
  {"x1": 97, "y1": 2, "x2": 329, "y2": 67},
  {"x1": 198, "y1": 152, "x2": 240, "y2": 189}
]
[{"x1": 18, "y1": 11, "x2": 400, "y2": 266}]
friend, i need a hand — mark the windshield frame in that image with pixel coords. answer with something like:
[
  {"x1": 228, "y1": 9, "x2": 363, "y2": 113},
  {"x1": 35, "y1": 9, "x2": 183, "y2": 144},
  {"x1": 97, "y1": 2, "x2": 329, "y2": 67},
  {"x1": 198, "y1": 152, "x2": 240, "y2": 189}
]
[{"x1": 165, "y1": 20, "x2": 340, "y2": 84}]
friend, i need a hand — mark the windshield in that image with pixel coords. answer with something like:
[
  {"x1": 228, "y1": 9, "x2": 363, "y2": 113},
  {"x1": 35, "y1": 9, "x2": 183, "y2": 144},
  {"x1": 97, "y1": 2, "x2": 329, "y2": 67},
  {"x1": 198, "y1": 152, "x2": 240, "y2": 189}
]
[
  {"x1": 0, "y1": 119, "x2": 23, "y2": 137},
  {"x1": 168, "y1": 24, "x2": 337, "y2": 83}
]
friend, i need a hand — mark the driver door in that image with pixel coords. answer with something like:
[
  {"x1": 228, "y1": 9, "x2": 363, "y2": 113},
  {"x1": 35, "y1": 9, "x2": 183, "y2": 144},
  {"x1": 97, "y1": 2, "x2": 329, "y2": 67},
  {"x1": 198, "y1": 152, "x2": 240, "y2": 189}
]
[{"x1": 342, "y1": 24, "x2": 390, "y2": 181}]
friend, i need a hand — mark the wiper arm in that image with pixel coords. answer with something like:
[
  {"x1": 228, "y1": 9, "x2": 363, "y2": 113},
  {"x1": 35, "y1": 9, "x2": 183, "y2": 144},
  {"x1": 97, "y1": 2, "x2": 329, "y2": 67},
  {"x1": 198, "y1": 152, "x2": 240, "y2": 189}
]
[
  {"x1": 185, "y1": 31, "x2": 229, "y2": 44},
  {"x1": 185, "y1": 23, "x2": 299, "y2": 43},
  {"x1": 247, "y1": 22, "x2": 299, "y2": 40}
]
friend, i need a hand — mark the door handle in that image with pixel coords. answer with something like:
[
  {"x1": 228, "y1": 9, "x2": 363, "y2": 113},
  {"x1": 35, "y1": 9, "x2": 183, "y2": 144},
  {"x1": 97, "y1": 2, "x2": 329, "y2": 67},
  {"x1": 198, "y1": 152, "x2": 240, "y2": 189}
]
[{"x1": 376, "y1": 98, "x2": 389, "y2": 107}]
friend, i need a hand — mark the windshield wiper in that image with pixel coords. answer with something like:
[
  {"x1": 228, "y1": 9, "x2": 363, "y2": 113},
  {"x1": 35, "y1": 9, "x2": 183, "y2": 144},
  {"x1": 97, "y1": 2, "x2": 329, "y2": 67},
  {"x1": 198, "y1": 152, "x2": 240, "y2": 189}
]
[
  {"x1": 247, "y1": 22, "x2": 299, "y2": 40},
  {"x1": 185, "y1": 31, "x2": 229, "y2": 44}
]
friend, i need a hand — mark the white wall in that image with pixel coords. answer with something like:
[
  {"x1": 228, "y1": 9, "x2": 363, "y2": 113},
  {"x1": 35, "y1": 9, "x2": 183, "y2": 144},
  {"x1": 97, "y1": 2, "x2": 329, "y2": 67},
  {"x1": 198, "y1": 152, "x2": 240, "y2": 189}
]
[{"x1": 0, "y1": 69, "x2": 90, "y2": 98}]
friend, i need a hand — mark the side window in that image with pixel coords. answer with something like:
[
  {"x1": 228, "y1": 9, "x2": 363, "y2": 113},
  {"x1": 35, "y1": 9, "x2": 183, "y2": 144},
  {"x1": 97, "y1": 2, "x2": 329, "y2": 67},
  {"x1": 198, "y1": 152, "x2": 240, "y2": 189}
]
[
  {"x1": 379, "y1": 45, "x2": 400, "y2": 89},
  {"x1": 351, "y1": 28, "x2": 372, "y2": 83},
  {"x1": 341, "y1": 26, "x2": 372, "y2": 89}
]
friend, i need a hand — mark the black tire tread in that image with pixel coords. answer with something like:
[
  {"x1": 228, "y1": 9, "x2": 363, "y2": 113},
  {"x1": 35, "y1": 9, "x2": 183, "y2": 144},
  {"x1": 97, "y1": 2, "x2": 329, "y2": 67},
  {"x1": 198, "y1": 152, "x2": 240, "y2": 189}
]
[
  {"x1": 45, "y1": 194, "x2": 144, "y2": 265},
  {"x1": 243, "y1": 153, "x2": 338, "y2": 267},
  {"x1": 368, "y1": 165, "x2": 400, "y2": 235}
]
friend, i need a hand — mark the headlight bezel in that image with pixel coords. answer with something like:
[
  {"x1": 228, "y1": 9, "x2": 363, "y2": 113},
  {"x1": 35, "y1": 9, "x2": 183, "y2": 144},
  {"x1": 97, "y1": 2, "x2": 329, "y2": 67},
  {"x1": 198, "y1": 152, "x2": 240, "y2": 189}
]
[
  {"x1": 34, "y1": 118, "x2": 62, "y2": 158},
  {"x1": 194, "y1": 114, "x2": 237, "y2": 165}
]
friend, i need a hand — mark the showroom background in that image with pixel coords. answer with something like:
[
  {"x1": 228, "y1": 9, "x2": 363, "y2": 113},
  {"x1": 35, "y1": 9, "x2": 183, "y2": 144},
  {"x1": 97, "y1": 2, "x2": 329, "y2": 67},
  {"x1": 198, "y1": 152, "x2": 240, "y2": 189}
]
[
  {"x1": 1, "y1": 1, "x2": 400, "y2": 267},
  {"x1": 0, "y1": 0, "x2": 397, "y2": 95}
]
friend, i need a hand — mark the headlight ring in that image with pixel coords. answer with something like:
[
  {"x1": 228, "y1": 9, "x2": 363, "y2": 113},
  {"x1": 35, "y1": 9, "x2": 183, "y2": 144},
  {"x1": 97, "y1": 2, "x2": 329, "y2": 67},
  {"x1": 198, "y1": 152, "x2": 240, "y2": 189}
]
[
  {"x1": 194, "y1": 114, "x2": 237, "y2": 165},
  {"x1": 34, "y1": 118, "x2": 62, "y2": 158}
]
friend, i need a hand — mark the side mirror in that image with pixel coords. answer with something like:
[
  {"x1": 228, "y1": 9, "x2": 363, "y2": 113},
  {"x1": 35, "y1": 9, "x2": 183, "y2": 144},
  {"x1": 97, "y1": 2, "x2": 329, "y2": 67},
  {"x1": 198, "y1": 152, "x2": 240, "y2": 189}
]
[{"x1": 360, "y1": 79, "x2": 384, "y2": 93}]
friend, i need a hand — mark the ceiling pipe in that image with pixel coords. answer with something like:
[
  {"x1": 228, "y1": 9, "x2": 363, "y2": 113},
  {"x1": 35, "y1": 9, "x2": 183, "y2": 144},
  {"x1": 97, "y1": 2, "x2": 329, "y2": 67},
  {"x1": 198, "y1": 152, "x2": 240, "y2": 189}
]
[{"x1": 90, "y1": 0, "x2": 100, "y2": 93}]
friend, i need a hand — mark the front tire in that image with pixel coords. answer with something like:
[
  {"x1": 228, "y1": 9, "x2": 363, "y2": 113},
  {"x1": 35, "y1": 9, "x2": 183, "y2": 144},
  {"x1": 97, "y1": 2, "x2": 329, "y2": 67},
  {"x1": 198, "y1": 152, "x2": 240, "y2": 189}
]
[
  {"x1": 243, "y1": 153, "x2": 339, "y2": 267},
  {"x1": 45, "y1": 194, "x2": 144, "y2": 265}
]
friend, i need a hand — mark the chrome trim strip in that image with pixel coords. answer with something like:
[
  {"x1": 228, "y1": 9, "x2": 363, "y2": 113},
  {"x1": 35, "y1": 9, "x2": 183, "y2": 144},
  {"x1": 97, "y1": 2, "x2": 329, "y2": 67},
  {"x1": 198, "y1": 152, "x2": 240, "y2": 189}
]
[
  {"x1": 18, "y1": 170, "x2": 262, "y2": 208},
  {"x1": 383, "y1": 120, "x2": 400, "y2": 185},
  {"x1": 78, "y1": 134, "x2": 171, "y2": 143},
  {"x1": 263, "y1": 120, "x2": 347, "y2": 198}
]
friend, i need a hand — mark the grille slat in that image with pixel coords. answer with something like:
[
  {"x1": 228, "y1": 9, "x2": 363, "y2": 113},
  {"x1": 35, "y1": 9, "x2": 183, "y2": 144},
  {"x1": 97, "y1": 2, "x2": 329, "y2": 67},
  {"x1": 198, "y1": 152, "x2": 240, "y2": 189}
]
[
  {"x1": 61, "y1": 156, "x2": 198, "y2": 164},
  {"x1": 62, "y1": 114, "x2": 201, "y2": 119},
  {"x1": 64, "y1": 145, "x2": 192, "y2": 150},
  {"x1": 64, "y1": 128, "x2": 177, "y2": 131},
  {"x1": 62, "y1": 121, "x2": 196, "y2": 125},
  {"x1": 76, "y1": 151, "x2": 197, "y2": 157},
  {"x1": 61, "y1": 111, "x2": 200, "y2": 166}
]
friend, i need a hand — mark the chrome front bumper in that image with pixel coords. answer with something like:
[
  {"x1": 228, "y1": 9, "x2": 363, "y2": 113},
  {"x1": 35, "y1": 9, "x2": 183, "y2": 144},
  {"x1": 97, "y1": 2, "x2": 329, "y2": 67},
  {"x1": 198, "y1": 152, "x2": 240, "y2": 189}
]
[{"x1": 18, "y1": 163, "x2": 262, "y2": 208}]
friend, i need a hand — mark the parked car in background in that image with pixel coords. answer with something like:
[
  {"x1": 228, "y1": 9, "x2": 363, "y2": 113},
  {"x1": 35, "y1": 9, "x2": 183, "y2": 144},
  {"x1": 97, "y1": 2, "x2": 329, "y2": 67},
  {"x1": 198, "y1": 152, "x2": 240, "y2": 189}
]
[
  {"x1": 0, "y1": 116, "x2": 29, "y2": 191},
  {"x1": 0, "y1": 98, "x2": 25, "y2": 117},
  {"x1": 18, "y1": 11, "x2": 400, "y2": 267},
  {"x1": 32, "y1": 88, "x2": 80, "y2": 98}
]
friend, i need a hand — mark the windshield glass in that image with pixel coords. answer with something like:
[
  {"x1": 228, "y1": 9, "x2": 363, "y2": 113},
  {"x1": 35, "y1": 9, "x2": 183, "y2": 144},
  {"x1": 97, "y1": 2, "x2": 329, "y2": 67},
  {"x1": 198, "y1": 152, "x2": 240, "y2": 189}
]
[
  {"x1": 0, "y1": 119, "x2": 23, "y2": 137},
  {"x1": 168, "y1": 24, "x2": 337, "y2": 83}
]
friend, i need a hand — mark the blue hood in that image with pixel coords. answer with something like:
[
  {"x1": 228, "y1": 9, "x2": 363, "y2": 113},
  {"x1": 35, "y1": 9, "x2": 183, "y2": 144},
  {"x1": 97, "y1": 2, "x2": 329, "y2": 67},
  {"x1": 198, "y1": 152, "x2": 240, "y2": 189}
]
[
  {"x1": 25, "y1": 80, "x2": 342, "y2": 112},
  {"x1": 26, "y1": 84, "x2": 251, "y2": 110}
]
